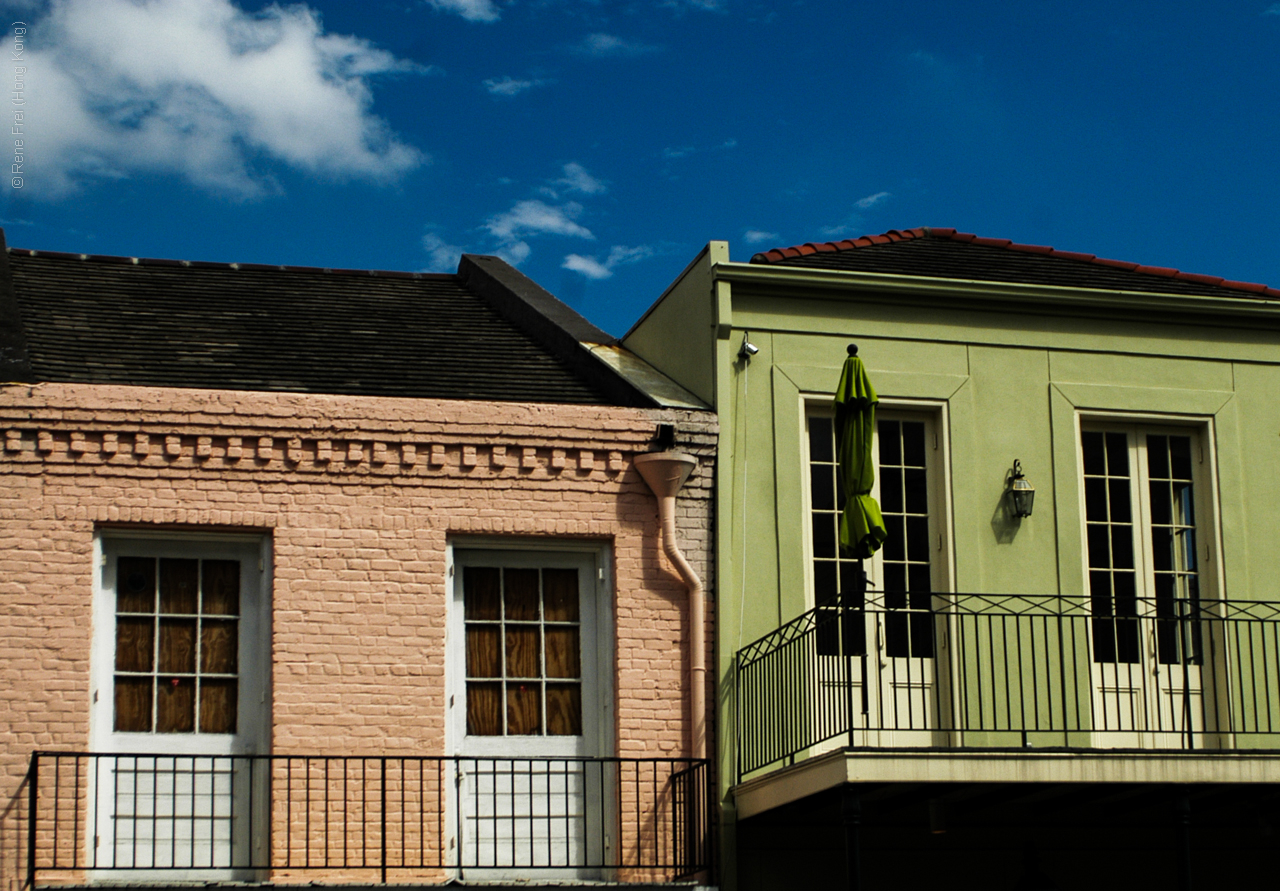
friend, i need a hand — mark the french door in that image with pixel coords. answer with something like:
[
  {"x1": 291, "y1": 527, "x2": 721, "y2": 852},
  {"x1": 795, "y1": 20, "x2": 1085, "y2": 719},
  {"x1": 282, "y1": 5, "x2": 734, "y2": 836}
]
[
  {"x1": 448, "y1": 549, "x2": 606, "y2": 879},
  {"x1": 91, "y1": 536, "x2": 269, "y2": 878},
  {"x1": 807, "y1": 410, "x2": 949, "y2": 746},
  {"x1": 1082, "y1": 426, "x2": 1213, "y2": 746}
]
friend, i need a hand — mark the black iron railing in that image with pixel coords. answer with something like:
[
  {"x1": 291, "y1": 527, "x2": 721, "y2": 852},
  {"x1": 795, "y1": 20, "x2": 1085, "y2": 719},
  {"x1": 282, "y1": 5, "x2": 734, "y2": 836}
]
[
  {"x1": 736, "y1": 592, "x2": 1280, "y2": 779},
  {"x1": 25, "y1": 753, "x2": 711, "y2": 887}
]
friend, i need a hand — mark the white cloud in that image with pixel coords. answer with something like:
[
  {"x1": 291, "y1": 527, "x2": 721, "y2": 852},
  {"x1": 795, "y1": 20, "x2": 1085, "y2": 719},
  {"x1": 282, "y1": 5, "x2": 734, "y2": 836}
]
[
  {"x1": 485, "y1": 199, "x2": 594, "y2": 241},
  {"x1": 562, "y1": 254, "x2": 612, "y2": 280},
  {"x1": 483, "y1": 75, "x2": 543, "y2": 97},
  {"x1": 494, "y1": 240, "x2": 531, "y2": 266},
  {"x1": 23, "y1": 0, "x2": 425, "y2": 198},
  {"x1": 422, "y1": 232, "x2": 465, "y2": 272},
  {"x1": 662, "y1": 138, "x2": 736, "y2": 160},
  {"x1": 743, "y1": 229, "x2": 778, "y2": 245},
  {"x1": 856, "y1": 191, "x2": 891, "y2": 209},
  {"x1": 562, "y1": 244, "x2": 653, "y2": 280},
  {"x1": 554, "y1": 162, "x2": 606, "y2": 195},
  {"x1": 427, "y1": 0, "x2": 500, "y2": 22},
  {"x1": 576, "y1": 33, "x2": 659, "y2": 57}
]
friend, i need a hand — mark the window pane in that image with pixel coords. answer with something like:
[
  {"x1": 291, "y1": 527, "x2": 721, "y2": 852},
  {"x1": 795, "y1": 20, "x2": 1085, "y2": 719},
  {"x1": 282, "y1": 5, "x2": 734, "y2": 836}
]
[
  {"x1": 200, "y1": 619, "x2": 238, "y2": 674},
  {"x1": 904, "y1": 468, "x2": 928, "y2": 515},
  {"x1": 1086, "y1": 524, "x2": 1111, "y2": 568},
  {"x1": 159, "y1": 559, "x2": 199, "y2": 614},
  {"x1": 467, "y1": 683, "x2": 502, "y2": 735},
  {"x1": 1108, "y1": 479, "x2": 1132, "y2": 523},
  {"x1": 810, "y1": 464, "x2": 835, "y2": 511},
  {"x1": 504, "y1": 569, "x2": 540, "y2": 620},
  {"x1": 116, "y1": 617, "x2": 154, "y2": 672},
  {"x1": 878, "y1": 420, "x2": 901, "y2": 465},
  {"x1": 906, "y1": 516, "x2": 929, "y2": 560},
  {"x1": 1084, "y1": 478, "x2": 1108, "y2": 521},
  {"x1": 1147, "y1": 435, "x2": 1169, "y2": 478},
  {"x1": 466, "y1": 627, "x2": 501, "y2": 677},
  {"x1": 902, "y1": 421, "x2": 926, "y2": 466},
  {"x1": 202, "y1": 561, "x2": 240, "y2": 616},
  {"x1": 505, "y1": 627, "x2": 541, "y2": 678},
  {"x1": 879, "y1": 467, "x2": 903, "y2": 513},
  {"x1": 1170, "y1": 436, "x2": 1193, "y2": 480},
  {"x1": 542, "y1": 569, "x2": 579, "y2": 621},
  {"x1": 506, "y1": 684, "x2": 542, "y2": 735},
  {"x1": 465, "y1": 567, "x2": 501, "y2": 620},
  {"x1": 546, "y1": 684, "x2": 582, "y2": 736},
  {"x1": 156, "y1": 678, "x2": 195, "y2": 732},
  {"x1": 199, "y1": 679, "x2": 237, "y2": 734},
  {"x1": 117, "y1": 557, "x2": 156, "y2": 613},
  {"x1": 158, "y1": 619, "x2": 197, "y2": 673},
  {"x1": 1104, "y1": 432, "x2": 1129, "y2": 476},
  {"x1": 114, "y1": 677, "x2": 153, "y2": 732},
  {"x1": 814, "y1": 560, "x2": 837, "y2": 601},
  {"x1": 812, "y1": 513, "x2": 836, "y2": 559},
  {"x1": 808, "y1": 416, "x2": 834, "y2": 463},
  {"x1": 544, "y1": 627, "x2": 581, "y2": 679},
  {"x1": 1110, "y1": 525, "x2": 1134, "y2": 570},
  {"x1": 882, "y1": 517, "x2": 906, "y2": 561},
  {"x1": 908, "y1": 563, "x2": 931, "y2": 594},
  {"x1": 1082, "y1": 432, "x2": 1105, "y2": 476}
]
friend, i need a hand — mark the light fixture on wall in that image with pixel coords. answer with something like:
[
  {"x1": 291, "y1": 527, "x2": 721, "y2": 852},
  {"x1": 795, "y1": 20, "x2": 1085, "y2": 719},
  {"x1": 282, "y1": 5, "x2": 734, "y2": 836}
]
[
  {"x1": 738, "y1": 332, "x2": 759, "y2": 360},
  {"x1": 1008, "y1": 459, "x2": 1035, "y2": 519}
]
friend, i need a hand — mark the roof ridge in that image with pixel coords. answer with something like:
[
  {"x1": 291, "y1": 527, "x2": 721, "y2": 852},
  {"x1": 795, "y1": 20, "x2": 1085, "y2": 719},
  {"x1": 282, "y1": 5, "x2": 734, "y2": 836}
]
[
  {"x1": 749, "y1": 227, "x2": 1280, "y2": 299},
  {"x1": 6, "y1": 247, "x2": 457, "y2": 281}
]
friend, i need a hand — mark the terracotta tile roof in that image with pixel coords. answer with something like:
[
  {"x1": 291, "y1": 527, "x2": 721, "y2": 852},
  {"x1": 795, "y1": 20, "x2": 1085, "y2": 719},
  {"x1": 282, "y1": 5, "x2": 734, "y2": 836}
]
[
  {"x1": 750, "y1": 227, "x2": 1280, "y2": 300},
  {"x1": 0, "y1": 244, "x2": 658, "y2": 406}
]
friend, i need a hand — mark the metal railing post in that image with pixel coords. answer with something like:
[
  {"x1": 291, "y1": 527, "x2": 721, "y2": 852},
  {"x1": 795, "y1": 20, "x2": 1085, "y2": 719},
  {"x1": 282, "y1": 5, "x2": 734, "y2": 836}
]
[
  {"x1": 379, "y1": 758, "x2": 387, "y2": 883},
  {"x1": 26, "y1": 752, "x2": 37, "y2": 891}
]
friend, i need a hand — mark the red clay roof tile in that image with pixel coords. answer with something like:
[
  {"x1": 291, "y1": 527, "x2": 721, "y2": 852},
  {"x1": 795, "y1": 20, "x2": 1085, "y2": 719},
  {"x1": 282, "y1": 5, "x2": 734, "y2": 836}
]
[{"x1": 749, "y1": 227, "x2": 1280, "y2": 299}]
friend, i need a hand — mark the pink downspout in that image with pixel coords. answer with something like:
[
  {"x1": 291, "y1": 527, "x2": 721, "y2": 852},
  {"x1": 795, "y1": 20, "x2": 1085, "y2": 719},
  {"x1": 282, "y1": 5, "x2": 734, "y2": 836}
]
[{"x1": 633, "y1": 451, "x2": 706, "y2": 761}]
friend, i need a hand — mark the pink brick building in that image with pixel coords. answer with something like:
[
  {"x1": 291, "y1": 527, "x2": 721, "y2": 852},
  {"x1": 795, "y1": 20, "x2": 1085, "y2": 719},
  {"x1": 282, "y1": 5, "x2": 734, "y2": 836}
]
[{"x1": 0, "y1": 241, "x2": 716, "y2": 889}]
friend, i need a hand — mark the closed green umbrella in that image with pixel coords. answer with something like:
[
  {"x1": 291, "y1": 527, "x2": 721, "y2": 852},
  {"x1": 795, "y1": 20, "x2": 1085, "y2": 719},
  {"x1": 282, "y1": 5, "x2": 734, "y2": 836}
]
[{"x1": 833, "y1": 345, "x2": 887, "y2": 559}]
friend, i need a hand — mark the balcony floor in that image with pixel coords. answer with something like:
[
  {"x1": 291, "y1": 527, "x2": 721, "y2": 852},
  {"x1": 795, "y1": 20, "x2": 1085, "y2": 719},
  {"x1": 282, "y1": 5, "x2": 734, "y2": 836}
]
[{"x1": 733, "y1": 745, "x2": 1280, "y2": 819}]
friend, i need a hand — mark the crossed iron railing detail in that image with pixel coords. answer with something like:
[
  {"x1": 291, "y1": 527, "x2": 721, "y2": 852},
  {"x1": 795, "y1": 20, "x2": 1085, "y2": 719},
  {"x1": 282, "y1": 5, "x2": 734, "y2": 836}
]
[
  {"x1": 25, "y1": 753, "x2": 712, "y2": 887},
  {"x1": 736, "y1": 591, "x2": 1280, "y2": 779}
]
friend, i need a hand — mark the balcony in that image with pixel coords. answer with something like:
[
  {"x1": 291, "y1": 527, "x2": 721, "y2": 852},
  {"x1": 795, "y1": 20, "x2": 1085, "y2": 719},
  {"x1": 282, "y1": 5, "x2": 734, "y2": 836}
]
[
  {"x1": 25, "y1": 754, "x2": 712, "y2": 888},
  {"x1": 735, "y1": 592, "x2": 1280, "y2": 781}
]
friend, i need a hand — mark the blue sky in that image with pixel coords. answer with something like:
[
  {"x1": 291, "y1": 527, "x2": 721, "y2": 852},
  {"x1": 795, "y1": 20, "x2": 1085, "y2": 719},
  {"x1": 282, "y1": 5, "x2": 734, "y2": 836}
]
[{"x1": 2, "y1": 0, "x2": 1279, "y2": 336}]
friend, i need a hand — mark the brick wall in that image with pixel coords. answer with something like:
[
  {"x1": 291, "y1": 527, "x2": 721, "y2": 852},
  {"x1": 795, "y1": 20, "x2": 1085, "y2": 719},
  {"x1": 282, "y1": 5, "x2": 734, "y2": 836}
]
[{"x1": 0, "y1": 382, "x2": 716, "y2": 889}]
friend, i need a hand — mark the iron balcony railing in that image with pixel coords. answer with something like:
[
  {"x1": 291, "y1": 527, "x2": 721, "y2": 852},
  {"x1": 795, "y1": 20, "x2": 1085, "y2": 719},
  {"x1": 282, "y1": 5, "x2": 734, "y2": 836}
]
[
  {"x1": 25, "y1": 753, "x2": 712, "y2": 887},
  {"x1": 736, "y1": 592, "x2": 1280, "y2": 779}
]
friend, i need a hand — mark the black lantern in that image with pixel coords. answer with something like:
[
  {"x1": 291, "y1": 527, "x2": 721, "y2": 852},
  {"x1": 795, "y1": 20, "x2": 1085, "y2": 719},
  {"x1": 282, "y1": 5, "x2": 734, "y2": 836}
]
[{"x1": 1008, "y1": 459, "x2": 1035, "y2": 518}]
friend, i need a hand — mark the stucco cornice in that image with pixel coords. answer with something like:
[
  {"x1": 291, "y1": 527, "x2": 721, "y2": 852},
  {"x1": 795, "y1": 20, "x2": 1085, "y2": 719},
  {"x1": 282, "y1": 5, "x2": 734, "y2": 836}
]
[{"x1": 713, "y1": 261, "x2": 1280, "y2": 325}]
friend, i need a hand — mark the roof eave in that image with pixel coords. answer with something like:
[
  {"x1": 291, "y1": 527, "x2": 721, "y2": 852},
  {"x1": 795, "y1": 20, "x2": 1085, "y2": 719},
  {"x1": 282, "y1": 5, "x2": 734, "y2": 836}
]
[{"x1": 712, "y1": 262, "x2": 1280, "y2": 324}]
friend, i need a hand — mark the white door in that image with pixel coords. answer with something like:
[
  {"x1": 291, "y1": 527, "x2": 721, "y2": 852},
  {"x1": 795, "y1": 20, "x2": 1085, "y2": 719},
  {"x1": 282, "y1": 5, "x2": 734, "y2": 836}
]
[
  {"x1": 91, "y1": 535, "x2": 269, "y2": 878},
  {"x1": 448, "y1": 549, "x2": 607, "y2": 879},
  {"x1": 1082, "y1": 428, "x2": 1210, "y2": 747},
  {"x1": 807, "y1": 410, "x2": 949, "y2": 748}
]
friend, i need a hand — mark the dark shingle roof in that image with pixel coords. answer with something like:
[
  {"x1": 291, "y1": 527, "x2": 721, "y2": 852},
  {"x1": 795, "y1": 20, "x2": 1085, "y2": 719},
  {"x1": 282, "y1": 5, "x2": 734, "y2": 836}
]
[
  {"x1": 0, "y1": 243, "x2": 653, "y2": 406},
  {"x1": 751, "y1": 227, "x2": 1280, "y2": 300}
]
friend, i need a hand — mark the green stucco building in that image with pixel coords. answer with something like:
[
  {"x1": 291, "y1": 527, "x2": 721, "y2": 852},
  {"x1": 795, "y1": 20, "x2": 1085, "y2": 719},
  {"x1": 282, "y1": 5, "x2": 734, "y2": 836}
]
[{"x1": 624, "y1": 227, "x2": 1280, "y2": 890}]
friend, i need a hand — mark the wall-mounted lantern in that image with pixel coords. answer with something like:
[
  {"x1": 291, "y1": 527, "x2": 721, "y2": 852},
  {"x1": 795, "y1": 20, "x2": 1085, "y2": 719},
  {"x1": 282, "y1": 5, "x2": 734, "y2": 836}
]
[{"x1": 1008, "y1": 459, "x2": 1035, "y2": 519}]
